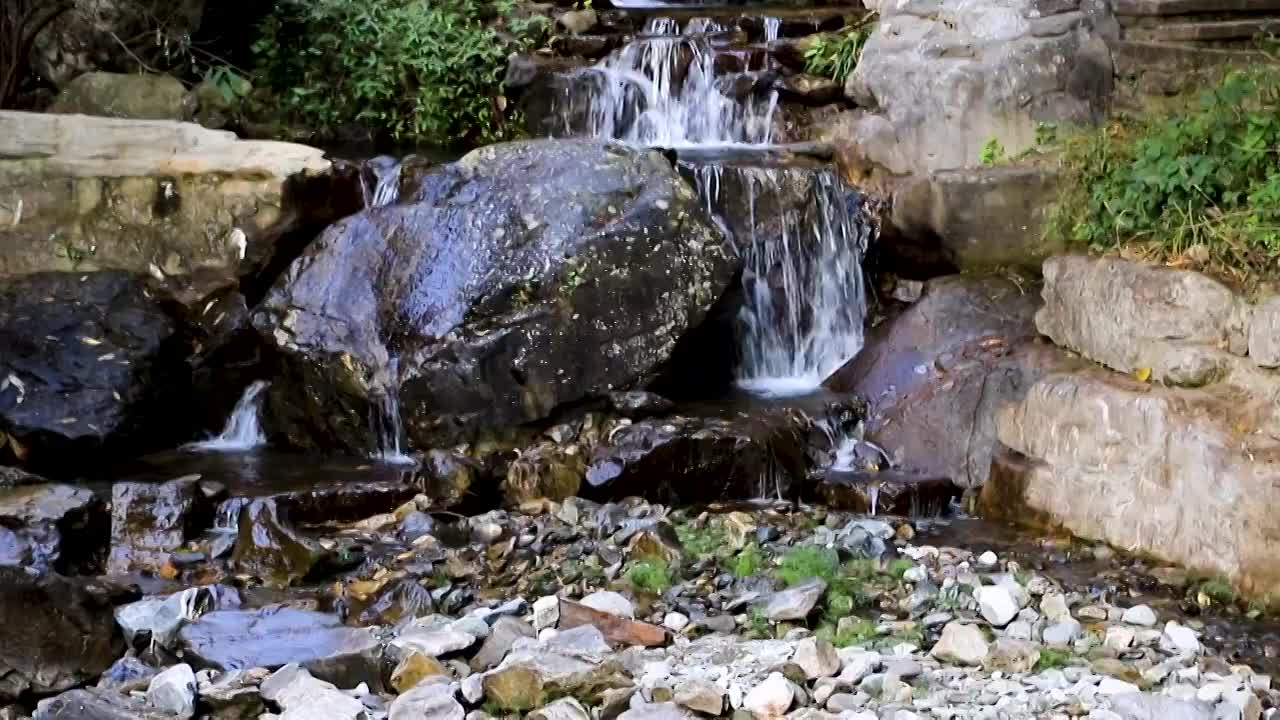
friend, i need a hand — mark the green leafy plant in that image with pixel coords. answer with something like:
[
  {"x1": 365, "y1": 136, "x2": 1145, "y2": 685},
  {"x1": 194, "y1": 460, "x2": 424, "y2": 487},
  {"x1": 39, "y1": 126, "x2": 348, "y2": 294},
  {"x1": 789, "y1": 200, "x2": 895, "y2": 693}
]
[
  {"x1": 776, "y1": 546, "x2": 841, "y2": 587},
  {"x1": 253, "y1": 0, "x2": 541, "y2": 146},
  {"x1": 205, "y1": 65, "x2": 253, "y2": 104},
  {"x1": 1035, "y1": 648, "x2": 1074, "y2": 671},
  {"x1": 979, "y1": 137, "x2": 1007, "y2": 166},
  {"x1": 625, "y1": 559, "x2": 673, "y2": 594},
  {"x1": 803, "y1": 23, "x2": 872, "y2": 81},
  {"x1": 1049, "y1": 67, "x2": 1280, "y2": 282},
  {"x1": 732, "y1": 543, "x2": 766, "y2": 578}
]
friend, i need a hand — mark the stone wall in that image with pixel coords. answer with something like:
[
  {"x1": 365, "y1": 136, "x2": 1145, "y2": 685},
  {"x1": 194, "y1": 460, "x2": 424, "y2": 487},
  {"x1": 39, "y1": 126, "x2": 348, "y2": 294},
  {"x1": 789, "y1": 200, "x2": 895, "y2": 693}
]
[{"x1": 988, "y1": 255, "x2": 1280, "y2": 601}]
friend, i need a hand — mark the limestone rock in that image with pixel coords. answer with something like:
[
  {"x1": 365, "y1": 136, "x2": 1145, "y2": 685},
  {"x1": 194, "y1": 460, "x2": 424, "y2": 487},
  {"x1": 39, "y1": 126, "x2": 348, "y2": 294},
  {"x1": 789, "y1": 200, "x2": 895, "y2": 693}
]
[
  {"x1": 580, "y1": 590, "x2": 635, "y2": 618},
  {"x1": 389, "y1": 681, "x2": 464, "y2": 720},
  {"x1": 985, "y1": 638, "x2": 1040, "y2": 674},
  {"x1": 673, "y1": 678, "x2": 725, "y2": 715},
  {"x1": 0, "y1": 482, "x2": 99, "y2": 572},
  {"x1": 841, "y1": 0, "x2": 1115, "y2": 175},
  {"x1": 793, "y1": 637, "x2": 840, "y2": 679},
  {"x1": 260, "y1": 664, "x2": 367, "y2": 720},
  {"x1": 743, "y1": 672, "x2": 793, "y2": 719},
  {"x1": 146, "y1": 664, "x2": 196, "y2": 719},
  {"x1": 108, "y1": 476, "x2": 205, "y2": 575},
  {"x1": 529, "y1": 697, "x2": 591, "y2": 720},
  {"x1": 929, "y1": 622, "x2": 989, "y2": 666},
  {"x1": 763, "y1": 579, "x2": 827, "y2": 622},
  {"x1": 976, "y1": 586, "x2": 1018, "y2": 627},
  {"x1": 1122, "y1": 605, "x2": 1158, "y2": 627},
  {"x1": 33, "y1": 688, "x2": 175, "y2": 720},
  {"x1": 470, "y1": 616, "x2": 535, "y2": 671},
  {"x1": 1042, "y1": 620, "x2": 1083, "y2": 646}
]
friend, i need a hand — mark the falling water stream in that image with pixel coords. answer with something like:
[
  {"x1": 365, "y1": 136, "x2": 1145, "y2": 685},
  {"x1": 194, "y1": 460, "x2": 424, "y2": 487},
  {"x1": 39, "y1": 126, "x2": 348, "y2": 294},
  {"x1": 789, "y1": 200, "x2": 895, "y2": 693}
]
[
  {"x1": 188, "y1": 381, "x2": 269, "y2": 452},
  {"x1": 556, "y1": 13, "x2": 870, "y2": 394}
]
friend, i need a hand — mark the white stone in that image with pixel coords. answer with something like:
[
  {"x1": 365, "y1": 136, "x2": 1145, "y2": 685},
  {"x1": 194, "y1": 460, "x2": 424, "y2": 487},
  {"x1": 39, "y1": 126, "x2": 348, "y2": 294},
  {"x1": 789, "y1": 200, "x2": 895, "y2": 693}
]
[
  {"x1": 1220, "y1": 687, "x2": 1264, "y2": 720},
  {"x1": 978, "y1": 551, "x2": 999, "y2": 567},
  {"x1": 533, "y1": 595, "x2": 560, "y2": 631},
  {"x1": 663, "y1": 612, "x2": 690, "y2": 632},
  {"x1": 1161, "y1": 622, "x2": 1202, "y2": 655},
  {"x1": 930, "y1": 622, "x2": 989, "y2": 666},
  {"x1": 389, "y1": 681, "x2": 465, "y2": 720},
  {"x1": 147, "y1": 664, "x2": 196, "y2": 719},
  {"x1": 976, "y1": 586, "x2": 1019, "y2": 627},
  {"x1": 1098, "y1": 677, "x2": 1140, "y2": 695},
  {"x1": 1104, "y1": 626, "x2": 1135, "y2": 651},
  {"x1": 744, "y1": 672, "x2": 794, "y2": 718},
  {"x1": 1040, "y1": 594, "x2": 1071, "y2": 623},
  {"x1": 1043, "y1": 620, "x2": 1082, "y2": 646},
  {"x1": 1122, "y1": 605, "x2": 1158, "y2": 627},
  {"x1": 763, "y1": 579, "x2": 827, "y2": 622},
  {"x1": 529, "y1": 697, "x2": 591, "y2": 720},
  {"x1": 673, "y1": 679, "x2": 725, "y2": 715},
  {"x1": 794, "y1": 637, "x2": 841, "y2": 679},
  {"x1": 580, "y1": 590, "x2": 634, "y2": 619}
]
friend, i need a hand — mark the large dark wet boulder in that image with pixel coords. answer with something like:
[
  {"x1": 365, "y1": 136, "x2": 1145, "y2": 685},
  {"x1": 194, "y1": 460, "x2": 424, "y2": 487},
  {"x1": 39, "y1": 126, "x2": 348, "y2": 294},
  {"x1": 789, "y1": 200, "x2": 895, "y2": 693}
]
[
  {"x1": 0, "y1": 272, "x2": 193, "y2": 472},
  {"x1": 107, "y1": 476, "x2": 210, "y2": 576},
  {"x1": 826, "y1": 275, "x2": 1083, "y2": 489},
  {"x1": 255, "y1": 139, "x2": 734, "y2": 452},
  {"x1": 0, "y1": 481, "x2": 104, "y2": 572},
  {"x1": 0, "y1": 569, "x2": 127, "y2": 702}
]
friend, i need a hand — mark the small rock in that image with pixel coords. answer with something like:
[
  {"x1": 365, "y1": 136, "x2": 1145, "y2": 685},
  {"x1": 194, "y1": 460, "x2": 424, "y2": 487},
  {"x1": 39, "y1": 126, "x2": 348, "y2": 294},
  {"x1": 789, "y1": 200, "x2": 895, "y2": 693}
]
[
  {"x1": 260, "y1": 664, "x2": 367, "y2": 720},
  {"x1": 389, "y1": 680, "x2": 464, "y2": 720},
  {"x1": 617, "y1": 702, "x2": 693, "y2": 720},
  {"x1": 763, "y1": 579, "x2": 826, "y2": 622},
  {"x1": 663, "y1": 613, "x2": 690, "y2": 633},
  {"x1": 1040, "y1": 593, "x2": 1071, "y2": 623},
  {"x1": 1098, "y1": 677, "x2": 1140, "y2": 695},
  {"x1": 533, "y1": 596, "x2": 560, "y2": 632},
  {"x1": 977, "y1": 551, "x2": 998, "y2": 567},
  {"x1": 1161, "y1": 622, "x2": 1201, "y2": 655},
  {"x1": 529, "y1": 697, "x2": 591, "y2": 720},
  {"x1": 1105, "y1": 626, "x2": 1136, "y2": 651},
  {"x1": 976, "y1": 586, "x2": 1019, "y2": 627},
  {"x1": 780, "y1": 636, "x2": 834, "y2": 680},
  {"x1": 674, "y1": 679, "x2": 724, "y2": 715},
  {"x1": 557, "y1": 599, "x2": 667, "y2": 647},
  {"x1": 1122, "y1": 605, "x2": 1158, "y2": 627},
  {"x1": 146, "y1": 664, "x2": 196, "y2": 719},
  {"x1": 986, "y1": 638, "x2": 1040, "y2": 674},
  {"x1": 1042, "y1": 619, "x2": 1083, "y2": 646},
  {"x1": 557, "y1": 8, "x2": 597, "y2": 34},
  {"x1": 930, "y1": 622, "x2": 989, "y2": 666},
  {"x1": 483, "y1": 666, "x2": 544, "y2": 713},
  {"x1": 744, "y1": 672, "x2": 793, "y2": 719},
  {"x1": 581, "y1": 591, "x2": 634, "y2": 619},
  {"x1": 470, "y1": 616, "x2": 535, "y2": 671},
  {"x1": 391, "y1": 652, "x2": 447, "y2": 693}
]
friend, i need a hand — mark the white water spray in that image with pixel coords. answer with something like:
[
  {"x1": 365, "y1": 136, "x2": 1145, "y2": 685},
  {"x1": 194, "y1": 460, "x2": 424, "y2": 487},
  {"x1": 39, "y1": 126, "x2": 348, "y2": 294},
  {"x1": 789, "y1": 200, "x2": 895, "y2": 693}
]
[
  {"x1": 361, "y1": 156, "x2": 402, "y2": 208},
  {"x1": 189, "y1": 381, "x2": 269, "y2": 451},
  {"x1": 369, "y1": 358, "x2": 416, "y2": 466}
]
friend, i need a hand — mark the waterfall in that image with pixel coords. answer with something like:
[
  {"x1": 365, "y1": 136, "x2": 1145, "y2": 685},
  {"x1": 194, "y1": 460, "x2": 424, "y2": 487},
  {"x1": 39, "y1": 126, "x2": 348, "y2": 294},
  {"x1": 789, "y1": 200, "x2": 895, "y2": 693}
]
[
  {"x1": 559, "y1": 13, "x2": 871, "y2": 394},
  {"x1": 691, "y1": 164, "x2": 871, "y2": 393},
  {"x1": 361, "y1": 155, "x2": 402, "y2": 208},
  {"x1": 562, "y1": 17, "x2": 779, "y2": 147},
  {"x1": 189, "y1": 381, "x2": 269, "y2": 451},
  {"x1": 369, "y1": 358, "x2": 415, "y2": 465}
]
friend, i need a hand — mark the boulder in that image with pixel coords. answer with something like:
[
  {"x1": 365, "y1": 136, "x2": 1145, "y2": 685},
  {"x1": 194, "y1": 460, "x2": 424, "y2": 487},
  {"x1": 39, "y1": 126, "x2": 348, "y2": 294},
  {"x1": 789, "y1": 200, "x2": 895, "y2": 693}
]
[
  {"x1": 176, "y1": 607, "x2": 382, "y2": 690},
  {"x1": 840, "y1": 0, "x2": 1116, "y2": 175},
  {"x1": 50, "y1": 72, "x2": 194, "y2": 120},
  {"x1": 229, "y1": 498, "x2": 323, "y2": 587},
  {"x1": 108, "y1": 476, "x2": 208, "y2": 575},
  {"x1": 0, "y1": 569, "x2": 126, "y2": 701},
  {"x1": 34, "y1": 688, "x2": 176, "y2": 720},
  {"x1": 929, "y1": 622, "x2": 989, "y2": 666},
  {"x1": 0, "y1": 111, "x2": 338, "y2": 288},
  {"x1": 886, "y1": 166, "x2": 1066, "y2": 272},
  {"x1": 826, "y1": 274, "x2": 1083, "y2": 488},
  {"x1": 0, "y1": 271, "x2": 193, "y2": 471},
  {"x1": 255, "y1": 139, "x2": 733, "y2": 453},
  {"x1": 0, "y1": 481, "x2": 102, "y2": 572}
]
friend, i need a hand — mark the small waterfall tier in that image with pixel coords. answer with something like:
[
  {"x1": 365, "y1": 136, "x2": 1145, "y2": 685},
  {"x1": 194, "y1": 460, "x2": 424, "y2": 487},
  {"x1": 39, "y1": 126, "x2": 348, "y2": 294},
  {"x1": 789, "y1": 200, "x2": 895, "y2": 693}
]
[
  {"x1": 189, "y1": 381, "x2": 269, "y2": 451},
  {"x1": 551, "y1": 13, "x2": 872, "y2": 393}
]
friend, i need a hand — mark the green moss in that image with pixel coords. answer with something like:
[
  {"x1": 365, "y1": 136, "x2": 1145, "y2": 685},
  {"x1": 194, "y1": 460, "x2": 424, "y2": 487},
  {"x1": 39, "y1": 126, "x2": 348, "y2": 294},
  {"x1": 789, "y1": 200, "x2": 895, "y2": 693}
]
[
  {"x1": 776, "y1": 546, "x2": 841, "y2": 587},
  {"x1": 732, "y1": 543, "x2": 766, "y2": 578},
  {"x1": 625, "y1": 559, "x2": 673, "y2": 594},
  {"x1": 676, "y1": 522, "x2": 730, "y2": 561},
  {"x1": 887, "y1": 558, "x2": 916, "y2": 579},
  {"x1": 831, "y1": 617, "x2": 878, "y2": 648},
  {"x1": 1035, "y1": 648, "x2": 1074, "y2": 671}
]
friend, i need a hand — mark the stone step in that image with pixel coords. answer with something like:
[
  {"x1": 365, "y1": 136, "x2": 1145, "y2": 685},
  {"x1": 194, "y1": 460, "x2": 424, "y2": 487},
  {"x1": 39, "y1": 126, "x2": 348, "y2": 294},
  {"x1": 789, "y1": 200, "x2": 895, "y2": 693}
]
[
  {"x1": 1115, "y1": 0, "x2": 1280, "y2": 16},
  {"x1": 1126, "y1": 17, "x2": 1280, "y2": 41},
  {"x1": 1112, "y1": 39, "x2": 1270, "y2": 78}
]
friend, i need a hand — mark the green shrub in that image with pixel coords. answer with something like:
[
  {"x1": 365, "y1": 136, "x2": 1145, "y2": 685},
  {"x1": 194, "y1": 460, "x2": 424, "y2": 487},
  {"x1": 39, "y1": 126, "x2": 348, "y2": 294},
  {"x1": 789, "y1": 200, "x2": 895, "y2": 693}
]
[
  {"x1": 803, "y1": 23, "x2": 872, "y2": 81},
  {"x1": 253, "y1": 0, "x2": 547, "y2": 146},
  {"x1": 1050, "y1": 67, "x2": 1280, "y2": 281},
  {"x1": 979, "y1": 137, "x2": 1007, "y2": 166},
  {"x1": 732, "y1": 543, "x2": 766, "y2": 578}
]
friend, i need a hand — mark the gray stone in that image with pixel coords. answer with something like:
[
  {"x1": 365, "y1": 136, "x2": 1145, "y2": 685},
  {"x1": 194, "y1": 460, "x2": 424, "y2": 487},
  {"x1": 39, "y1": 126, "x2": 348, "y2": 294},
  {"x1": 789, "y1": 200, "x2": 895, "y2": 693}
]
[
  {"x1": 1108, "y1": 692, "x2": 1214, "y2": 720},
  {"x1": 146, "y1": 664, "x2": 196, "y2": 719},
  {"x1": 1247, "y1": 296, "x2": 1280, "y2": 368},
  {"x1": 389, "y1": 680, "x2": 464, "y2": 720},
  {"x1": 1122, "y1": 605, "x2": 1158, "y2": 627},
  {"x1": 580, "y1": 591, "x2": 634, "y2": 619},
  {"x1": 533, "y1": 595, "x2": 560, "y2": 631},
  {"x1": 1042, "y1": 620, "x2": 1083, "y2": 646},
  {"x1": 743, "y1": 672, "x2": 793, "y2": 718},
  {"x1": 673, "y1": 679, "x2": 724, "y2": 715},
  {"x1": 1161, "y1": 622, "x2": 1201, "y2": 655},
  {"x1": 529, "y1": 697, "x2": 591, "y2": 720},
  {"x1": 838, "y1": 0, "x2": 1115, "y2": 175},
  {"x1": 116, "y1": 585, "x2": 238, "y2": 649},
  {"x1": 986, "y1": 638, "x2": 1040, "y2": 674},
  {"x1": 929, "y1": 622, "x2": 989, "y2": 666},
  {"x1": 793, "y1": 637, "x2": 840, "y2": 679},
  {"x1": 557, "y1": 9, "x2": 598, "y2": 34},
  {"x1": 976, "y1": 586, "x2": 1018, "y2": 627},
  {"x1": 260, "y1": 664, "x2": 366, "y2": 720},
  {"x1": 762, "y1": 579, "x2": 827, "y2": 622},
  {"x1": 617, "y1": 702, "x2": 693, "y2": 720},
  {"x1": 1040, "y1": 594, "x2": 1071, "y2": 623},
  {"x1": 0, "y1": 482, "x2": 97, "y2": 572},
  {"x1": 34, "y1": 688, "x2": 175, "y2": 720},
  {"x1": 470, "y1": 616, "x2": 536, "y2": 671}
]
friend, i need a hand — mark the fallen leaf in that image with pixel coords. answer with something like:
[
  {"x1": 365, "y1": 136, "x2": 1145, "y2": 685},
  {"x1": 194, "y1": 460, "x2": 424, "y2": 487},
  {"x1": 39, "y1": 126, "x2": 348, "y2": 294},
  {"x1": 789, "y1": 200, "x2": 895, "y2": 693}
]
[
  {"x1": 1133, "y1": 367, "x2": 1152, "y2": 382},
  {"x1": 79, "y1": 336, "x2": 103, "y2": 346}
]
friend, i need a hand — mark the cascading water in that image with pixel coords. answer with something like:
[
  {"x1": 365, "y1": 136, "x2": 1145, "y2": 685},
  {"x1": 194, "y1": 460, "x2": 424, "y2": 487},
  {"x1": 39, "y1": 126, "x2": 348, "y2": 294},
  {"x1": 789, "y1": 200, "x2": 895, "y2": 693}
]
[
  {"x1": 369, "y1": 358, "x2": 416, "y2": 465},
  {"x1": 692, "y1": 164, "x2": 870, "y2": 392},
  {"x1": 561, "y1": 17, "x2": 779, "y2": 146},
  {"x1": 189, "y1": 381, "x2": 269, "y2": 451},
  {"x1": 361, "y1": 155, "x2": 402, "y2": 208},
  {"x1": 557, "y1": 13, "x2": 871, "y2": 393}
]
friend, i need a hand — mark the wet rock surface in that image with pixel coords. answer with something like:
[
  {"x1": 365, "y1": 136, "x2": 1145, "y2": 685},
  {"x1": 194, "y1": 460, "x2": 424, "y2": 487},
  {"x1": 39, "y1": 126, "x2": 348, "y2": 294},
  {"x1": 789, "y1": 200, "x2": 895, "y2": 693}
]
[
  {"x1": 0, "y1": 481, "x2": 102, "y2": 572},
  {"x1": 0, "y1": 272, "x2": 193, "y2": 471},
  {"x1": 255, "y1": 139, "x2": 734, "y2": 453},
  {"x1": 108, "y1": 476, "x2": 207, "y2": 576}
]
